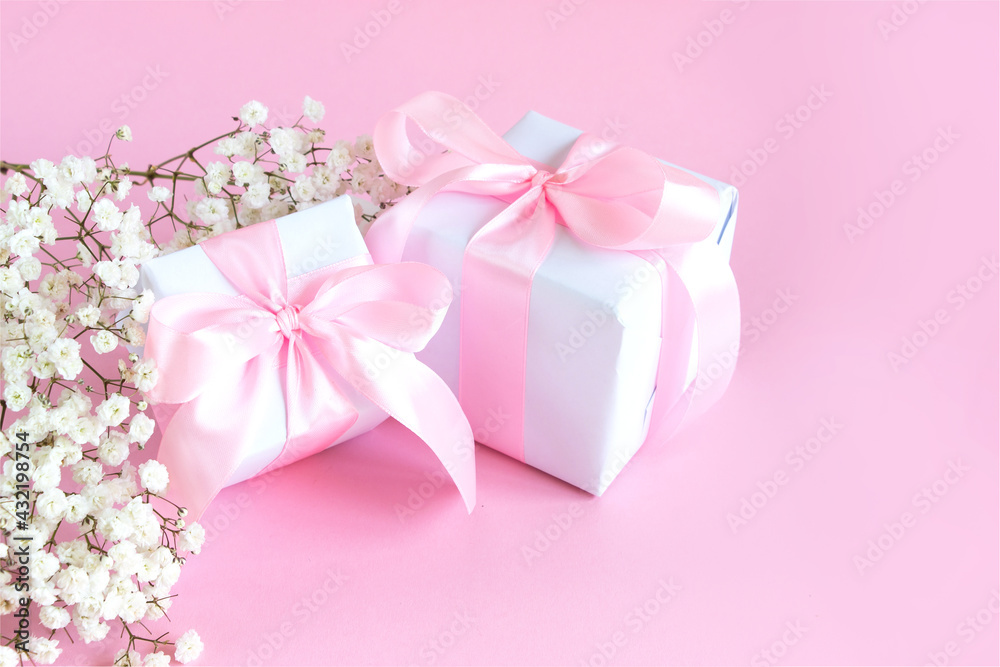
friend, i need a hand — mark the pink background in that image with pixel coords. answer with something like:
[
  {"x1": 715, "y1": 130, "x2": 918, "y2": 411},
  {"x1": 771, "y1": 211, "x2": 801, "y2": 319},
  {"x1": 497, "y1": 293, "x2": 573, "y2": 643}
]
[{"x1": 2, "y1": 1, "x2": 998, "y2": 665}]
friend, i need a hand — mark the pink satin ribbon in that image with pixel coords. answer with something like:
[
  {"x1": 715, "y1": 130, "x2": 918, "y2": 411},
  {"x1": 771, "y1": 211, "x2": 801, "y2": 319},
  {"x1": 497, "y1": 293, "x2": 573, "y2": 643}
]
[
  {"x1": 365, "y1": 91, "x2": 741, "y2": 466},
  {"x1": 145, "y1": 220, "x2": 476, "y2": 518}
]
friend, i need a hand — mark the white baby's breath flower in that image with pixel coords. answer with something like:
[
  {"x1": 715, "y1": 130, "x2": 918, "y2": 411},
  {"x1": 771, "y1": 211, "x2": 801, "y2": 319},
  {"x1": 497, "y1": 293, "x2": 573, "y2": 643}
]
[
  {"x1": 174, "y1": 629, "x2": 204, "y2": 664},
  {"x1": 130, "y1": 288, "x2": 154, "y2": 323},
  {"x1": 281, "y1": 152, "x2": 307, "y2": 174},
  {"x1": 8, "y1": 228, "x2": 40, "y2": 257},
  {"x1": 93, "y1": 259, "x2": 122, "y2": 287},
  {"x1": 91, "y1": 197, "x2": 124, "y2": 232},
  {"x1": 2, "y1": 381, "x2": 31, "y2": 412},
  {"x1": 268, "y1": 127, "x2": 301, "y2": 158},
  {"x1": 114, "y1": 649, "x2": 142, "y2": 667},
  {"x1": 75, "y1": 616, "x2": 110, "y2": 643},
  {"x1": 178, "y1": 522, "x2": 206, "y2": 554},
  {"x1": 117, "y1": 125, "x2": 133, "y2": 141},
  {"x1": 326, "y1": 139, "x2": 354, "y2": 171},
  {"x1": 242, "y1": 181, "x2": 271, "y2": 209},
  {"x1": 128, "y1": 412, "x2": 155, "y2": 445},
  {"x1": 240, "y1": 100, "x2": 268, "y2": 127},
  {"x1": 114, "y1": 175, "x2": 133, "y2": 201},
  {"x1": 144, "y1": 651, "x2": 171, "y2": 667},
  {"x1": 74, "y1": 303, "x2": 101, "y2": 327},
  {"x1": 26, "y1": 637, "x2": 61, "y2": 665},
  {"x1": 292, "y1": 175, "x2": 316, "y2": 202},
  {"x1": 148, "y1": 185, "x2": 171, "y2": 202},
  {"x1": 3, "y1": 171, "x2": 28, "y2": 197},
  {"x1": 39, "y1": 604, "x2": 71, "y2": 630},
  {"x1": 97, "y1": 432, "x2": 129, "y2": 466},
  {"x1": 138, "y1": 459, "x2": 169, "y2": 494},
  {"x1": 194, "y1": 197, "x2": 230, "y2": 224},
  {"x1": 355, "y1": 133, "x2": 375, "y2": 159},
  {"x1": 55, "y1": 566, "x2": 90, "y2": 605},
  {"x1": 302, "y1": 95, "x2": 325, "y2": 123},
  {"x1": 64, "y1": 493, "x2": 92, "y2": 523},
  {"x1": 43, "y1": 337, "x2": 83, "y2": 380},
  {"x1": 90, "y1": 329, "x2": 118, "y2": 354},
  {"x1": 36, "y1": 488, "x2": 68, "y2": 521}
]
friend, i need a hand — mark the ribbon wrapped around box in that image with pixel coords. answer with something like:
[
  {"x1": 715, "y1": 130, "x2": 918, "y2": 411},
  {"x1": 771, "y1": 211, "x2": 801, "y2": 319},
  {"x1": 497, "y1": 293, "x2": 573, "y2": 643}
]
[
  {"x1": 139, "y1": 196, "x2": 476, "y2": 518},
  {"x1": 365, "y1": 92, "x2": 741, "y2": 495}
]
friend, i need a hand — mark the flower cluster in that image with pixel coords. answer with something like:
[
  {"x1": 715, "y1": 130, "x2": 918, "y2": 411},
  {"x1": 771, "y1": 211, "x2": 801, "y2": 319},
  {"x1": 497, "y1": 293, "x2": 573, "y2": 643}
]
[{"x1": 0, "y1": 96, "x2": 404, "y2": 666}]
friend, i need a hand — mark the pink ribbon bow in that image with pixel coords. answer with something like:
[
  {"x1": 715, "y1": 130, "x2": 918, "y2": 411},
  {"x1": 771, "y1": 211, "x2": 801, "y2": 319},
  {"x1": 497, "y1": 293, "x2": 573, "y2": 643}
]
[
  {"x1": 366, "y1": 92, "x2": 741, "y2": 464},
  {"x1": 146, "y1": 220, "x2": 475, "y2": 518}
]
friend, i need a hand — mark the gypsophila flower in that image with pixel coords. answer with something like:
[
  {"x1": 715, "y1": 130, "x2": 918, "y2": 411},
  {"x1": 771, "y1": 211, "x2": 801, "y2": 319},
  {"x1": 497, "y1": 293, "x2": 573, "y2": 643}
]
[
  {"x1": 97, "y1": 393, "x2": 131, "y2": 427},
  {"x1": 92, "y1": 197, "x2": 124, "y2": 232},
  {"x1": 148, "y1": 185, "x2": 171, "y2": 202},
  {"x1": 143, "y1": 651, "x2": 171, "y2": 667},
  {"x1": 117, "y1": 125, "x2": 133, "y2": 141},
  {"x1": 26, "y1": 637, "x2": 61, "y2": 665},
  {"x1": 303, "y1": 95, "x2": 325, "y2": 123},
  {"x1": 128, "y1": 412, "x2": 155, "y2": 445},
  {"x1": 39, "y1": 605, "x2": 71, "y2": 630},
  {"x1": 137, "y1": 460, "x2": 169, "y2": 494},
  {"x1": 355, "y1": 133, "x2": 375, "y2": 159},
  {"x1": 91, "y1": 329, "x2": 119, "y2": 354},
  {"x1": 174, "y1": 629, "x2": 204, "y2": 664},
  {"x1": 240, "y1": 100, "x2": 268, "y2": 127},
  {"x1": 3, "y1": 172, "x2": 28, "y2": 197},
  {"x1": 177, "y1": 523, "x2": 206, "y2": 554}
]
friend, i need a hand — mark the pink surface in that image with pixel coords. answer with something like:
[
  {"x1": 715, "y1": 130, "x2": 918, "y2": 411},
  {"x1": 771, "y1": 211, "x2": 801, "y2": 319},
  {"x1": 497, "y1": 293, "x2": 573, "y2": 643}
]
[{"x1": 1, "y1": 1, "x2": 997, "y2": 665}]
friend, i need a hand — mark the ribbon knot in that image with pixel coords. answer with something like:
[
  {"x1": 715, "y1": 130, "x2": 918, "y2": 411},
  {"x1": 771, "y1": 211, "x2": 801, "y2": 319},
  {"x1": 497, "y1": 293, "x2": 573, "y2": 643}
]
[
  {"x1": 275, "y1": 304, "x2": 300, "y2": 338},
  {"x1": 529, "y1": 169, "x2": 554, "y2": 190}
]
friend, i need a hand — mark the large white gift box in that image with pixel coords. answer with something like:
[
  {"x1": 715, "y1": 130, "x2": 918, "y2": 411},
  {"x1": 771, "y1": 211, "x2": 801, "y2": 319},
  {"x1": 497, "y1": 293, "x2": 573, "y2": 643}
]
[{"x1": 392, "y1": 111, "x2": 738, "y2": 494}]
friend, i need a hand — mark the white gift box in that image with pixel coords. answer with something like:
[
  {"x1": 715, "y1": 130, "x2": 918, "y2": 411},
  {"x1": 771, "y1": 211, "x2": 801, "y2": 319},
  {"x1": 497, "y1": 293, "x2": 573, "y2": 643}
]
[
  {"x1": 400, "y1": 112, "x2": 739, "y2": 494},
  {"x1": 139, "y1": 196, "x2": 389, "y2": 488}
]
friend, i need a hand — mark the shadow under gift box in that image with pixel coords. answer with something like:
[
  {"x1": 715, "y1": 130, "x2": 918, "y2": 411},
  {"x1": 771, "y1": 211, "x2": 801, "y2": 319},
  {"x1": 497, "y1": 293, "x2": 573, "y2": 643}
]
[
  {"x1": 399, "y1": 112, "x2": 738, "y2": 495},
  {"x1": 137, "y1": 196, "x2": 389, "y2": 489}
]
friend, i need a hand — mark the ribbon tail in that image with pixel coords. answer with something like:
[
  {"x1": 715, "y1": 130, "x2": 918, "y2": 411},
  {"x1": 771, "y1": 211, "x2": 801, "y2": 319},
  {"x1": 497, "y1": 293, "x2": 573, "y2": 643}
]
[
  {"x1": 261, "y1": 338, "x2": 359, "y2": 474},
  {"x1": 319, "y1": 335, "x2": 476, "y2": 512},
  {"x1": 644, "y1": 242, "x2": 741, "y2": 446},
  {"x1": 157, "y1": 358, "x2": 274, "y2": 520}
]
